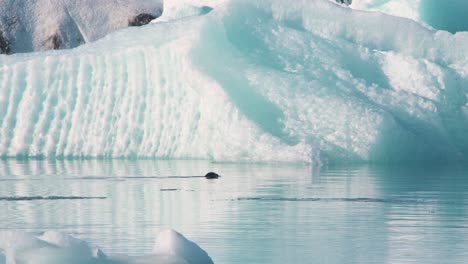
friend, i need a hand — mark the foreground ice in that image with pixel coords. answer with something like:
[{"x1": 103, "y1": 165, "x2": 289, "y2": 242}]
[
  {"x1": 0, "y1": 229, "x2": 213, "y2": 264},
  {"x1": 0, "y1": 0, "x2": 467, "y2": 164}
]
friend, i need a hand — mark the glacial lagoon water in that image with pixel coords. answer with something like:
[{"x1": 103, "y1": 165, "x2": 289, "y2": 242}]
[
  {"x1": 1, "y1": 159, "x2": 468, "y2": 263},
  {"x1": 1, "y1": 0, "x2": 468, "y2": 263}
]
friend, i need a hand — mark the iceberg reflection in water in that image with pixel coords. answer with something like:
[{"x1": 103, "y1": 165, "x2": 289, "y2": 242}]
[{"x1": 1, "y1": 160, "x2": 468, "y2": 263}]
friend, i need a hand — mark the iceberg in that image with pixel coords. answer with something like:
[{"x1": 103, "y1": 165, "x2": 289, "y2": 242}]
[
  {"x1": 0, "y1": 229, "x2": 213, "y2": 264},
  {"x1": 152, "y1": 230, "x2": 214, "y2": 264},
  {"x1": 0, "y1": 0, "x2": 467, "y2": 164}
]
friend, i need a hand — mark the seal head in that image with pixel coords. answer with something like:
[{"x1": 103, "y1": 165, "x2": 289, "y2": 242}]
[{"x1": 205, "y1": 172, "x2": 220, "y2": 179}]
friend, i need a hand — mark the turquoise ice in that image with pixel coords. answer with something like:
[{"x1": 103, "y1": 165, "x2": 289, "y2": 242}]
[
  {"x1": 352, "y1": 0, "x2": 468, "y2": 32},
  {"x1": 0, "y1": 0, "x2": 467, "y2": 164}
]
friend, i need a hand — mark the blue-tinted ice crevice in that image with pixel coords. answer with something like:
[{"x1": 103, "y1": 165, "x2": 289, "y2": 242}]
[{"x1": 0, "y1": 0, "x2": 467, "y2": 164}]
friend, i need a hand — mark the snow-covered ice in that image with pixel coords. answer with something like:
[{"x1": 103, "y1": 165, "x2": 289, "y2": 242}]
[{"x1": 0, "y1": 0, "x2": 163, "y2": 54}]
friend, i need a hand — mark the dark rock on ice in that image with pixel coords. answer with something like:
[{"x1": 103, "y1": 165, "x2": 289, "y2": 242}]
[
  {"x1": 129, "y1": 13, "x2": 157, "y2": 27},
  {"x1": 45, "y1": 34, "x2": 61, "y2": 50},
  {"x1": 335, "y1": 0, "x2": 352, "y2": 5},
  {"x1": 0, "y1": 31, "x2": 9, "y2": 54}
]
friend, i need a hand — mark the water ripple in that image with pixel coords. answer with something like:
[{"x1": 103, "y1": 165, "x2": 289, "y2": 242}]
[
  {"x1": 236, "y1": 197, "x2": 460, "y2": 205},
  {"x1": 0, "y1": 196, "x2": 106, "y2": 201}
]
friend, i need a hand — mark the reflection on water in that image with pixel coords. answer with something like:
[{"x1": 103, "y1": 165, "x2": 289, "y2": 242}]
[{"x1": 1, "y1": 160, "x2": 468, "y2": 263}]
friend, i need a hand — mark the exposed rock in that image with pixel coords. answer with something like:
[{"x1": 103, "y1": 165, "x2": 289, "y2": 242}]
[
  {"x1": 0, "y1": 31, "x2": 9, "y2": 54},
  {"x1": 44, "y1": 34, "x2": 62, "y2": 50},
  {"x1": 336, "y1": 0, "x2": 352, "y2": 5},
  {"x1": 129, "y1": 13, "x2": 157, "y2": 27}
]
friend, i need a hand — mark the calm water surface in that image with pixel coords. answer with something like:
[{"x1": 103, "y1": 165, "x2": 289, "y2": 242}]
[{"x1": 1, "y1": 160, "x2": 468, "y2": 263}]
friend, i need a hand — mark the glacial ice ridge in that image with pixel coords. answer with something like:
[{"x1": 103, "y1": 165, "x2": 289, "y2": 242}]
[{"x1": 0, "y1": 0, "x2": 467, "y2": 164}]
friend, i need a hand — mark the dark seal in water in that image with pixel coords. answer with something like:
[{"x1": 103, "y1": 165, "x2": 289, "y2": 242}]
[{"x1": 205, "y1": 172, "x2": 220, "y2": 179}]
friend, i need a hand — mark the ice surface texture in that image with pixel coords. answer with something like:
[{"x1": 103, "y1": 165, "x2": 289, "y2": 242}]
[
  {"x1": 0, "y1": 0, "x2": 467, "y2": 164},
  {"x1": 351, "y1": 0, "x2": 421, "y2": 21},
  {"x1": 0, "y1": 229, "x2": 213, "y2": 264},
  {"x1": 352, "y1": 0, "x2": 468, "y2": 33},
  {"x1": 0, "y1": 0, "x2": 163, "y2": 54}
]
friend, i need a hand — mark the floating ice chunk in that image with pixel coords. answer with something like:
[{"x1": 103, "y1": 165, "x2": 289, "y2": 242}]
[
  {"x1": 38, "y1": 231, "x2": 106, "y2": 259},
  {"x1": 0, "y1": 231, "x2": 55, "y2": 261},
  {"x1": 0, "y1": 230, "x2": 107, "y2": 264},
  {"x1": 153, "y1": 230, "x2": 214, "y2": 264},
  {"x1": 0, "y1": 230, "x2": 213, "y2": 264}
]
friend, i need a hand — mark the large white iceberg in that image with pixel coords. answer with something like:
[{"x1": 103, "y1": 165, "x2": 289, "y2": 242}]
[{"x1": 0, "y1": 0, "x2": 467, "y2": 164}]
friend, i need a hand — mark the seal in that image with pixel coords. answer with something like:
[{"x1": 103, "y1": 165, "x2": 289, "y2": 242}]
[{"x1": 205, "y1": 172, "x2": 220, "y2": 179}]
